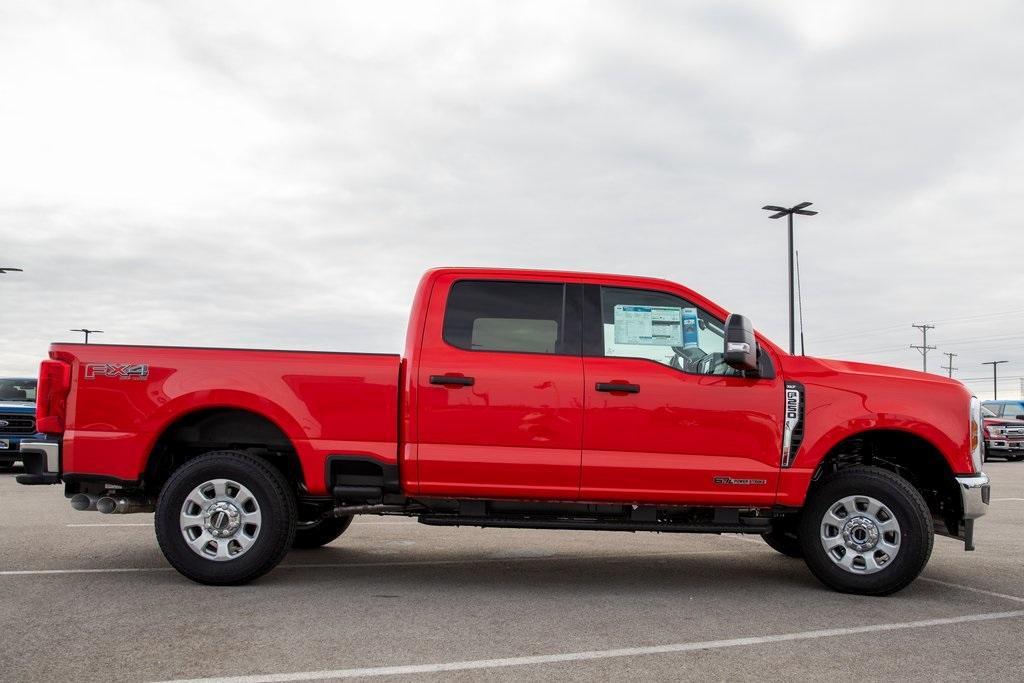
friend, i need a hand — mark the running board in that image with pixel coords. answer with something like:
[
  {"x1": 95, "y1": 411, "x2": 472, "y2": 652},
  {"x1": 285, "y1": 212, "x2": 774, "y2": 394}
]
[{"x1": 417, "y1": 515, "x2": 769, "y2": 534}]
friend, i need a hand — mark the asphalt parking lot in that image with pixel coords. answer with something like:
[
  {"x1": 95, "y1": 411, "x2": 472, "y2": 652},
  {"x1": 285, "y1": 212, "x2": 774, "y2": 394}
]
[{"x1": 1, "y1": 464, "x2": 1022, "y2": 682}]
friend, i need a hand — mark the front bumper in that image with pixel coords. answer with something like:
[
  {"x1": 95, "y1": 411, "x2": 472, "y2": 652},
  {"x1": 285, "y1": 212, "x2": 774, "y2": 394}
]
[
  {"x1": 955, "y1": 473, "x2": 990, "y2": 551},
  {"x1": 985, "y1": 439, "x2": 1024, "y2": 452},
  {"x1": 15, "y1": 440, "x2": 61, "y2": 485}
]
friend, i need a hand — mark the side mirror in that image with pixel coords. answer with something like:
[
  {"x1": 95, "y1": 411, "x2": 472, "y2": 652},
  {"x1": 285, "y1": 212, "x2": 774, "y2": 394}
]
[
  {"x1": 723, "y1": 313, "x2": 758, "y2": 372},
  {"x1": 1017, "y1": 415, "x2": 1024, "y2": 421}
]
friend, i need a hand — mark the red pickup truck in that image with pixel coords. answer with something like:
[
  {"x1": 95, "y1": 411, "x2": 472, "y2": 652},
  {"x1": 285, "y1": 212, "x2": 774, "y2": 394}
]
[{"x1": 18, "y1": 267, "x2": 989, "y2": 594}]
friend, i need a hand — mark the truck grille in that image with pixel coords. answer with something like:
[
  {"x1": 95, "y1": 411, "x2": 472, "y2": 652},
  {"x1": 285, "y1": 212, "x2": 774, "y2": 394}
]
[{"x1": 0, "y1": 413, "x2": 36, "y2": 435}]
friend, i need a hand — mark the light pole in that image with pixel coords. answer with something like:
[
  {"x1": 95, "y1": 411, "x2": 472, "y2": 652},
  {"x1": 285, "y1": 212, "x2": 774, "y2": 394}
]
[
  {"x1": 70, "y1": 328, "x2": 103, "y2": 344},
  {"x1": 982, "y1": 360, "x2": 1008, "y2": 399},
  {"x1": 762, "y1": 202, "x2": 817, "y2": 354}
]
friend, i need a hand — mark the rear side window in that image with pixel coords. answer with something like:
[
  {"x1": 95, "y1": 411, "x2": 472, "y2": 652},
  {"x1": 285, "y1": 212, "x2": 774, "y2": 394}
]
[{"x1": 443, "y1": 281, "x2": 579, "y2": 355}]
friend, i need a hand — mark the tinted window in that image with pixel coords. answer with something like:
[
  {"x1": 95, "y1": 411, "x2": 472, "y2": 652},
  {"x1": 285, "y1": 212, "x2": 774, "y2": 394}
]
[
  {"x1": 599, "y1": 286, "x2": 736, "y2": 376},
  {"x1": 443, "y1": 281, "x2": 578, "y2": 355}
]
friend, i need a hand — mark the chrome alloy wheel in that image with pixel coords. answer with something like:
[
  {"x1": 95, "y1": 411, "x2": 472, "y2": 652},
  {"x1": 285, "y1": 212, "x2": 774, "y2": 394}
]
[
  {"x1": 180, "y1": 479, "x2": 262, "y2": 561},
  {"x1": 819, "y1": 495, "x2": 901, "y2": 574}
]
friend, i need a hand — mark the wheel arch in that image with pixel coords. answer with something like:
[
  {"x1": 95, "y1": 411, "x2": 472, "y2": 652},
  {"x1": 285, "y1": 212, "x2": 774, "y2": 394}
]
[
  {"x1": 810, "y1": 428, "x2": 962, "y2": 537},
  {"x1": 143, "y1": 406, "x2": 305, "y2": 496}
]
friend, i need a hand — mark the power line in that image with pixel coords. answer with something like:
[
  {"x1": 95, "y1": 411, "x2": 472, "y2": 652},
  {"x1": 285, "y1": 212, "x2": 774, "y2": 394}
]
[
  {"x1": 910, "y1": 323, "x2": 936, "y2": 372},
  {"x1": 811, "y1": 306, "x2": 1024, "y2": 344}
]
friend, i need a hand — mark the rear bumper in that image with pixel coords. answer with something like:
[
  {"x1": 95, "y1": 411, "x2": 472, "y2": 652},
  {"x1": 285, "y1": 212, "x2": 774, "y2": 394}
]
[
  {"x1": 0, "y1": 432, "x2": 47, "y2": 462},
  {"x1": 15, "y1": 440, "x2": 61, "y2": 485}
]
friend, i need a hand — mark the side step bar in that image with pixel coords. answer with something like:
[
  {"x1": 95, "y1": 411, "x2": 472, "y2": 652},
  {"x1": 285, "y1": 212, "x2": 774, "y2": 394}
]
[{"x1": 417, "y1": 515, "x2": 769, "y2": 534}]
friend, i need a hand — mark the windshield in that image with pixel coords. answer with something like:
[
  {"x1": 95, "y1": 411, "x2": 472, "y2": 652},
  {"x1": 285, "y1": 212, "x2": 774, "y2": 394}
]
[{"x1": 0, "y1": 378, "x2": 37, "y2": 402}]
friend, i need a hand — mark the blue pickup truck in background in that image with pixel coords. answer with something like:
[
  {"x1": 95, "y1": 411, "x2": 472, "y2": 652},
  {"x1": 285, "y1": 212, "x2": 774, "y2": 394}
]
[{"x1": 0, "y1": 377, "x2": 41, "y2": 471}]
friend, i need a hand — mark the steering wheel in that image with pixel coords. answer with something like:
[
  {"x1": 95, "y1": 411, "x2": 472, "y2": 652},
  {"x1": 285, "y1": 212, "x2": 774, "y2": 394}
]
[
  {"x1": 670, "y1": 346, "x2": 708, "y2": 373},
  {"x1": 696, "y1": 351, "x2": 731, "y2": 376}
]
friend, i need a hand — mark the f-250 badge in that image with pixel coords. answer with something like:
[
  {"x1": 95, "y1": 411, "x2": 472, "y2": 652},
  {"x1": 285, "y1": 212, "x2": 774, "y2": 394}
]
[{"x1": 84, "y1": 363, "x2": 149, "y2": 380}]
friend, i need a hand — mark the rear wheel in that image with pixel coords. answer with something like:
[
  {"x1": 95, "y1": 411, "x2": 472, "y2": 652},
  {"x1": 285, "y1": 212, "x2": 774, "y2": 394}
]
[
  {"x1": 799, "y1": 466, "x2": 932, "y2": 595},
  {"x1": 155, "y1": 450, "x2": 297, "y2": 585},
  {"x1": 293, "y1": 516, "x2": 353, "y2": 548}
]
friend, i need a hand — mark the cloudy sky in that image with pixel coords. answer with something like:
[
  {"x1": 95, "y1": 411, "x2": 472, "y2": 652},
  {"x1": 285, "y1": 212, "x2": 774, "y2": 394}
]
[{"x1": 2, "y1": 1, "x2": 1023, "y2": 398}]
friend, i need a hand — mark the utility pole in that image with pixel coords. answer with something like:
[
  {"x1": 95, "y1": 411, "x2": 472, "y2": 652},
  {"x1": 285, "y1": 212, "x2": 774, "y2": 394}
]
[
  {"x1": 940, "y1": 352, "x2": 958, "y2": 378},
  {"x1": 761, "y1": 202, "x2": 817, "y2": 354},
  {"x1": 910, "y1": 323, "x2": 936, "y2": 372},
  {"x1": 982, "y1": 360, "x2": 1008, "y2": 400},
  {"x1": 795, "y1": 250, "x2": 806, "y2": 356},
  {"x1": 70, "y1": 328, "x2": 103, "y2": 344}
]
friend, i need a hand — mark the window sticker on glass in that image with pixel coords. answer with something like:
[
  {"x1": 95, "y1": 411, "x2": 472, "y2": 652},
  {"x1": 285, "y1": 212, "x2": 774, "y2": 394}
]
[{"x1": 613, "y1": 305, "x2": 684, "y2": 346}]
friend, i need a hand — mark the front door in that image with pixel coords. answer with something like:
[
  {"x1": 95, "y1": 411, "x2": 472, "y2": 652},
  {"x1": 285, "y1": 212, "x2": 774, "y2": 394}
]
[
  {"x1": 581, "y1": 284, "x2": 784, "y2": 506},
  {"x1": 415, "y1": 277, "x2": 584, "y2": 499}
]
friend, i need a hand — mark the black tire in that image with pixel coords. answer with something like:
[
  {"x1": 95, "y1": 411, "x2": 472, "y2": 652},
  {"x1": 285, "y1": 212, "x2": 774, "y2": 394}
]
[
  {"x1": 155, "y1": 450, "x2": 297, "y2": 585},
  {"x1": 762, "y1": 518, "x2": 803, "y2": 558},
  {"x1": 799, "y1": 466, "x2": 933, "y2": 596},
  {"x1": 292, "y1": 516, "x2": 353, "y2": 549}
]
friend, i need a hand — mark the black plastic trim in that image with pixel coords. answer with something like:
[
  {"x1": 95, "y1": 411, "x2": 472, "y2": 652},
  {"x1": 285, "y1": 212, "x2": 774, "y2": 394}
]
[
  {"x1": 417, "y1": 515, "x2": 766, "y2": 534},
  {"x1": 324, "y1": 454, "x2": 400, "y2": 494}
]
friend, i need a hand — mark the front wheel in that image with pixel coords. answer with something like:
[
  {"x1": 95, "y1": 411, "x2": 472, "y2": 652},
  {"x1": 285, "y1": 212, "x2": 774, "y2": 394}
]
[
  {"x1": 799, "y1": 466, "x2": 933, "y2": 595},
  {"x1": 155, "y1": 450, "x2": 297, "y2": 585}
]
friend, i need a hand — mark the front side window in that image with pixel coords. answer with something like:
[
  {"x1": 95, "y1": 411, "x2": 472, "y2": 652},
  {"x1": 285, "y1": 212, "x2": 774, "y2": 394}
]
[
  {"x1": 443, "y1": 281, "x2": 577, "y2": 355},
  {"x1": 982, "y1": 402, "x2": 1000, "y2": 417},
  {"x1": 599, "y1": 286, "x2": 736, "y2": 376}
]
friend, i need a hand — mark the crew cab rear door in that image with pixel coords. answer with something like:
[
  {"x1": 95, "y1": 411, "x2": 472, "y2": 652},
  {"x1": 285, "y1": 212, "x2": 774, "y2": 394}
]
[
  {"x1": 415, "y1": 276, "x2": 584, "y2": 499},
  {"x1": 580, "y1": 284, "x2": 784, "y2": 506}
]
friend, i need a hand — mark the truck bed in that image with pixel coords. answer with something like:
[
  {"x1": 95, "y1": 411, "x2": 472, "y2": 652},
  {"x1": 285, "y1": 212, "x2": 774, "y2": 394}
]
[{"x1": 49, "y1": 343, "x2": 401, "y2": 495}]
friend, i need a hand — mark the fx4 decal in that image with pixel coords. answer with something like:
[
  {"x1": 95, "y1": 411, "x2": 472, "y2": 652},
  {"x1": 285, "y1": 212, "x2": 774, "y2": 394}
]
[{"x1": 84, "y1": 363, "x2": 149, "y2": 380}]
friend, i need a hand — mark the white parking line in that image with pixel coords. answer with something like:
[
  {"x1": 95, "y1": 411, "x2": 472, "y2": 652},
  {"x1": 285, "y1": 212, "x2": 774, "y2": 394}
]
[
  {"x1": 920, "y1": 577, "x2": 1024, "y2": 604},
  {"x1": 993, "y1": 497, "x2": 1024, "y2": 501},
  {"x1": 66, "y1": 523, "x2": 152, "y2": 527},
  {"x1": 0, "y1": 549, "x2": 744, "y2": 577},
  {"x1": 154, "y1": 609, "x2": 1024, "y2": 683}
]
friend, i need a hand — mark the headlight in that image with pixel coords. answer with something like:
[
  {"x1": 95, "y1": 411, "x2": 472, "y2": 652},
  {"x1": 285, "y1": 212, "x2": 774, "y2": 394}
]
[
  {"x1": 985, "y1": 425, "x2": 1005, "y2": 437},
  {"x1": 970, "y1": 396, "x2": 984, "y2": 473}
]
